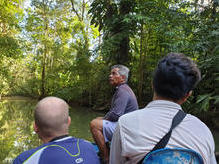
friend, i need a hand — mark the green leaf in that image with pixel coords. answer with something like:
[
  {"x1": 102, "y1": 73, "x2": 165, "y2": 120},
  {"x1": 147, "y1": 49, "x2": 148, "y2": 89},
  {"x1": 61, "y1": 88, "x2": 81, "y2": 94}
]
[{"x1": 196, "y1": 94, "x2": 211, "y2": 103}]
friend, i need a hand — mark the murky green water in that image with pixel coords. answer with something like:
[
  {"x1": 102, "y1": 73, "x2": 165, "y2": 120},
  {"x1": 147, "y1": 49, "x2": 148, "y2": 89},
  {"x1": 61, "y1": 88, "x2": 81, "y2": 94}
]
[
  {"x1": 0, "y1": 99, "x2": 103, "y2": 163},
  {"x1": 0, "y1": 99, "x2": 218, "y2": 163}
]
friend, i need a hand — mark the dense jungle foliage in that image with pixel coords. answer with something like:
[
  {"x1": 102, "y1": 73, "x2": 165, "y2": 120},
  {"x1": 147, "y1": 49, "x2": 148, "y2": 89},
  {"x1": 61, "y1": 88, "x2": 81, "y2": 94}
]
[{"x1": 0, "y1": 0, "x2": 218, "y2": 128}]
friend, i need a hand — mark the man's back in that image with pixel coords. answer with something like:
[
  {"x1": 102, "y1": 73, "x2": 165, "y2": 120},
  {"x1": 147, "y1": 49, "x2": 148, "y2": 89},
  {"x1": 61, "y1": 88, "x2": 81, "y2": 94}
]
[
  {"x1": 110, "y1": 100, "x2": 216, "y2": 164},
  {"x1": 104, "y1": 83, "x2": 138, "y2": 122},
  {"x1": 119, "y1": 84, "x2": 138, "y2": 114},
  {"x1": 13, "y1": 136, "x2": 100, "y2": 164}
]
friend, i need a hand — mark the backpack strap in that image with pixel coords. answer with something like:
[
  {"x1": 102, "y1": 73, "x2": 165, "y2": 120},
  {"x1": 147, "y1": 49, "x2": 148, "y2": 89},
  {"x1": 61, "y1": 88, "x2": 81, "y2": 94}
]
[{"x1": 138, "y1": 110, "x2": 186, "y2": 164}]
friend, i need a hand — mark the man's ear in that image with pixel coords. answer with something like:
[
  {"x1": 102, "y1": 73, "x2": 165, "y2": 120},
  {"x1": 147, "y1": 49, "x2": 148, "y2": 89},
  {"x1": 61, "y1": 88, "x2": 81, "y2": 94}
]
[
  {"x1": 33, "y1": 122, "x2": 39, "y2": 133},
  {"x1": 182, "y1": 91, "x2": 192, "y2": 103},
  {"x1": 68, "y1": 116, "x2": 71, "y2": 127},
  {"x1": 121, "y1": 75, "x2": 126, "y2": 82}
]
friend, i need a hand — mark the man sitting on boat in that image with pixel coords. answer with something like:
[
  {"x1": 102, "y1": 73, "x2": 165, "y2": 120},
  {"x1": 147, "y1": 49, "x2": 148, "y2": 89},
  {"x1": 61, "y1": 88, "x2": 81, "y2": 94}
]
[{"x1": 90, "y1": 65, "x2": 138, "y2": 163}]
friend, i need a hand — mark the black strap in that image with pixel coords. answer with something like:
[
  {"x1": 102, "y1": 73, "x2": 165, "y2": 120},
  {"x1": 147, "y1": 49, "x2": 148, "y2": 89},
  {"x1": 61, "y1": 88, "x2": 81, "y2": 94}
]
[{"x1": 138, "y1": 110, "x2": 186, "y2": 164}]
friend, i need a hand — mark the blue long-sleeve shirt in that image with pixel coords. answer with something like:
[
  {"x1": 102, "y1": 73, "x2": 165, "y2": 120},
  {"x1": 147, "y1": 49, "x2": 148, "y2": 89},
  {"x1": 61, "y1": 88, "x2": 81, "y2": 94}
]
[{"x1": 104, "y1": 83, "x2": 138, "y2": 122}]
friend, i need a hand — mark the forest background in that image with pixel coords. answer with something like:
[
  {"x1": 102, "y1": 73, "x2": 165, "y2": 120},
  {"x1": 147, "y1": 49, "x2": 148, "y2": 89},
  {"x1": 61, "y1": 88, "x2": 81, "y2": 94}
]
[{"x1": 0, "y1": 0, "x2": 218, "y2": 129}]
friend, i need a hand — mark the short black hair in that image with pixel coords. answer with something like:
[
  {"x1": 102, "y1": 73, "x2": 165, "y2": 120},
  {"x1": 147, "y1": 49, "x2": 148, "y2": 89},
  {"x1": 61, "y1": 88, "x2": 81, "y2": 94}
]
[{"x1": 153, "y1": 53, "x2": 201, "y2": 101}]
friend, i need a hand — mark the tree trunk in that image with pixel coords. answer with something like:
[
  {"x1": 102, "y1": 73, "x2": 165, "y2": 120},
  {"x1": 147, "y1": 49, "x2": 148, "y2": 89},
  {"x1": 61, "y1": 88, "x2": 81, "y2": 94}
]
[
  {"x1": 138, "y1": 23, "x2": 144, "y2": 104},
  {"x1": 116, "y1": 0, "x2": 132, "y2": 64},
  {"x1": 40, "y1": 0, "x2": 48, "y2": 98},
  {"x1": 118, "y1": 37, "x2": 129, "y2": 64},
  {"x1": 41, "y1": 57, "x2": 46, "y2": 98}
]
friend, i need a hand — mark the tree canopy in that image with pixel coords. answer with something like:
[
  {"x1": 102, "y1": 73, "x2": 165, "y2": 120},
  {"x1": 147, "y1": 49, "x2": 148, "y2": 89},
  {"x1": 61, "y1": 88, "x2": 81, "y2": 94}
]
[{"x1": 0, "y1": 0, "x2": 218, "y2": 127}]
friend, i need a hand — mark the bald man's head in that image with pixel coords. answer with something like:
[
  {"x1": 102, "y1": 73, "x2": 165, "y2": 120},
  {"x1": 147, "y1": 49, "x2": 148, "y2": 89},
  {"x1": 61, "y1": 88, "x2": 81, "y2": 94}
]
[{"x1": 34, "y1": 97, "x2": 70, "y2": 137}]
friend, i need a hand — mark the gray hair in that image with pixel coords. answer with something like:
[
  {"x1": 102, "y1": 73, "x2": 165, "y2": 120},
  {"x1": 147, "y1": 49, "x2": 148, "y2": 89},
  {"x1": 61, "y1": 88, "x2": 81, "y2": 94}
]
[{"x1": 111, "y1": 65, "x2": 129, "y2": 82}]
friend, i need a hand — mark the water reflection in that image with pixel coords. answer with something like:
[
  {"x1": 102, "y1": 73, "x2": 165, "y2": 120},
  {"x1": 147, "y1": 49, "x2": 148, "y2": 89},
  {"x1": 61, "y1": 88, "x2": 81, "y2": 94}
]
[
  {"x1": 68, "y1": 105, "x2": 104, "y2": 141},
  {"x1": 0, "y1": 99, "x2": 102, "y2": 164}
]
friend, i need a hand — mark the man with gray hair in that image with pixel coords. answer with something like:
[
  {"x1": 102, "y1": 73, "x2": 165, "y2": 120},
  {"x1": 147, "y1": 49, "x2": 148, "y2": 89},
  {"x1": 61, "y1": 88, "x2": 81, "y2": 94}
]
[
  {"x1": 13, "y1": 97, "x2": 100, "y2": 164},
  {"x1": 90, "y1": 65, "x2": 138, "y2": 163}
]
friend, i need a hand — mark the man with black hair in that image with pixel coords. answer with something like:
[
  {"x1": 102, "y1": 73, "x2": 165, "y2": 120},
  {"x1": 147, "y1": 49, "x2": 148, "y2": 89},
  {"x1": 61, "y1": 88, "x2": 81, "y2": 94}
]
[{"x1": 110, "y1": 53, "x2": 216, "y2": 164}]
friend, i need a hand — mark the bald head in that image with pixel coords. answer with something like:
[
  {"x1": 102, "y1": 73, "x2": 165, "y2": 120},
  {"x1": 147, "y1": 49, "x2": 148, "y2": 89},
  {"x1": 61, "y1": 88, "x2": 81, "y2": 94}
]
[{"x1": 34, "y1": 97, "x2": 70, "y2": 137}]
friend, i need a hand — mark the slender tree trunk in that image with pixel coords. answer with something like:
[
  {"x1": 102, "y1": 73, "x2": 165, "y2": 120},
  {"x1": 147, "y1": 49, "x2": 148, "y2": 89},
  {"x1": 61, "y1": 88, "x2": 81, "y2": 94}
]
[
  {"x1": 41, "y1": 55, "x2": 46, "y2": 98},
  {"x1": 40, "y1": 0, "x2": 48, "y2": 98},
  {"x1": 138, "y1": 23, "x2": 144, "y2": 104}
]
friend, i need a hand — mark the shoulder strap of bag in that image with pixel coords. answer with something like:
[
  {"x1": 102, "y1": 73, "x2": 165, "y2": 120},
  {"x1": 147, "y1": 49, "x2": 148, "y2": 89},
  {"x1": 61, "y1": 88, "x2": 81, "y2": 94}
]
[{"x1": 138, "y1": 110, "x2": 186, "y2": 164}]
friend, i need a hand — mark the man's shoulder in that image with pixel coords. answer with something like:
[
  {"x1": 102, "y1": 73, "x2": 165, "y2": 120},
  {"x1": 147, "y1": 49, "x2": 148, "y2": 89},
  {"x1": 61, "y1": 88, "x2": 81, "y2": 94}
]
[
  {"x1": 71, "y1": 137, "x2": 97, "y2": 152},
  {"x1": 119, "y1": 108, "x2": 143, "y2": 122},
  {"x1": 13, "y1": 145, "x2": 45, "y2": 164},
  {"x1": 78, "y1": 138, "x2": 94, "y2": 148},
  {"x1": 117, "y1": 83, "x2": 136, "y2": 98},
  {"x1": 186, "y1": 114, "x2": 213, "y2": 135},
  {"x1": 118, "y1": 83, "x2": 131, "y2": 90}
]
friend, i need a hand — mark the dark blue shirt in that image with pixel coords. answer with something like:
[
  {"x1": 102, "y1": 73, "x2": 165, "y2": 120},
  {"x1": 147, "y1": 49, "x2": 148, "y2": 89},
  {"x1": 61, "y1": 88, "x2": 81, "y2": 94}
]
[
  {"x1": 13, "y1": 136, "x2": 100, "y2": 164},
  {"x1": 104, "y1": 83, "x2": 138, "y2": 122}
]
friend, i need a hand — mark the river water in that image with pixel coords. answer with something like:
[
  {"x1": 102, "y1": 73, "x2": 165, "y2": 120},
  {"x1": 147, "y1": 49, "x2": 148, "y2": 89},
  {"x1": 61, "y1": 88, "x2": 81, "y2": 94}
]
[{"x1": 0, "y1": 99, "x2": 218, "y2": 163}]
